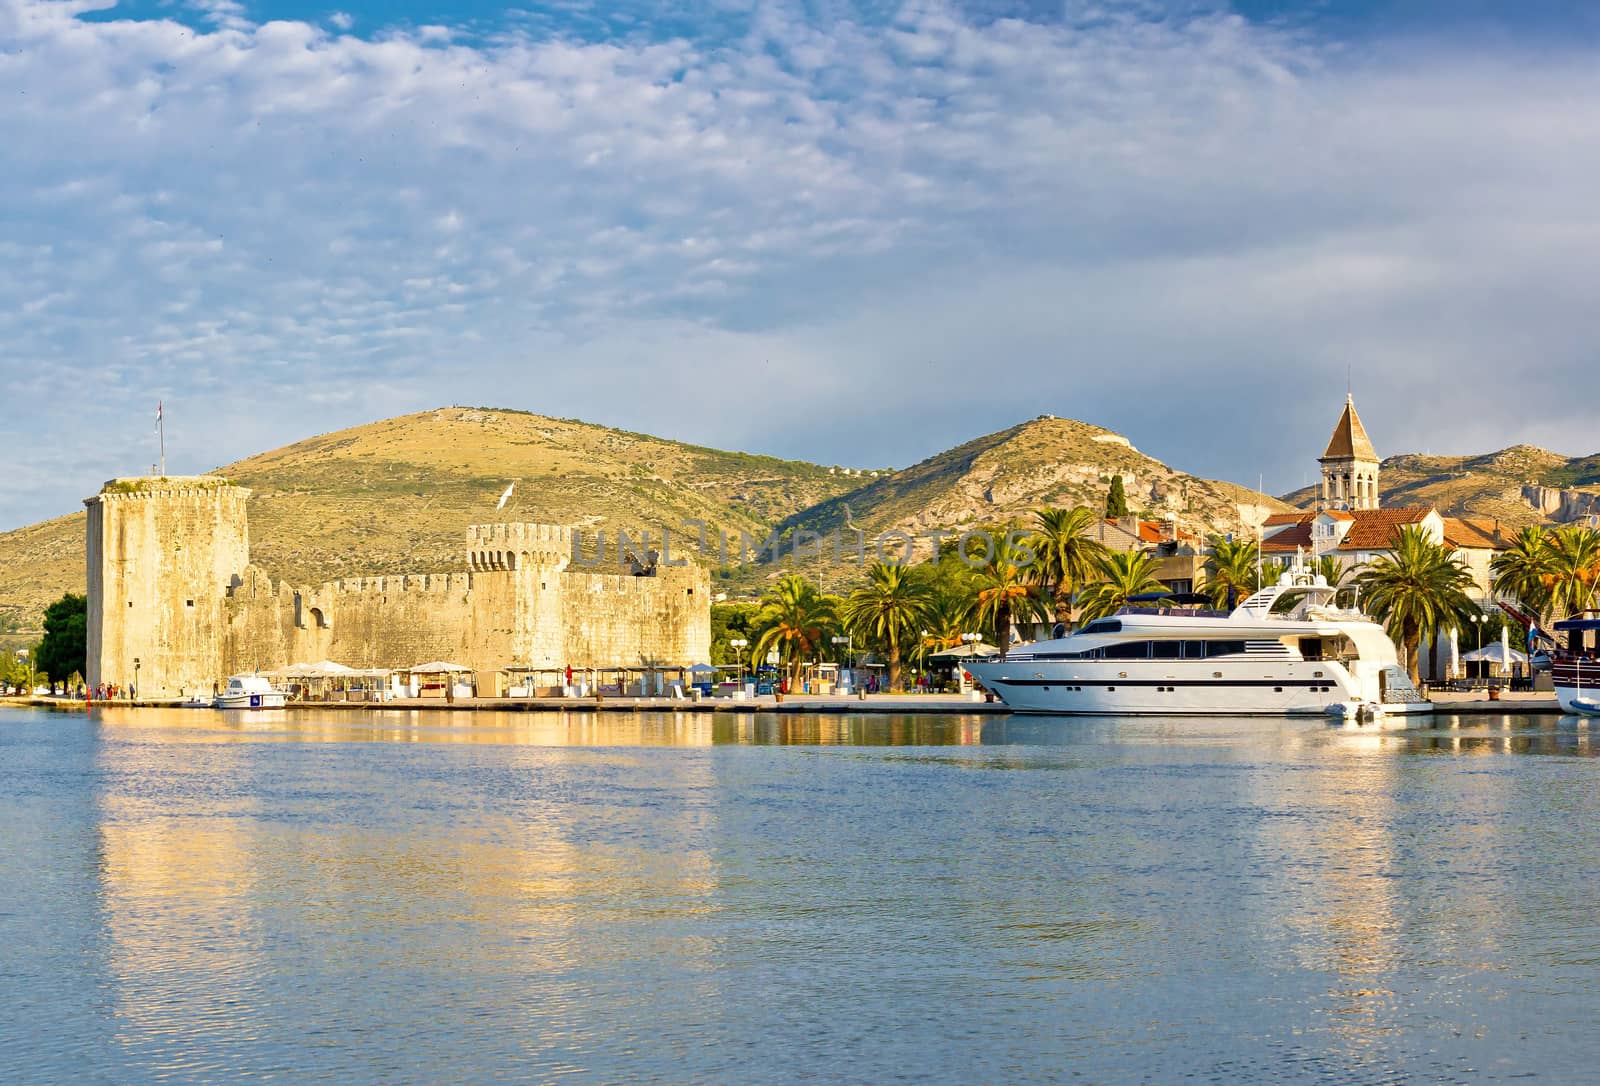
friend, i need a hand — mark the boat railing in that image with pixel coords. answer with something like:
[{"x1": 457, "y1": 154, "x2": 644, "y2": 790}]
[{"x1": 1114, "y1": 606, "x2": 1232, "y2": 619}]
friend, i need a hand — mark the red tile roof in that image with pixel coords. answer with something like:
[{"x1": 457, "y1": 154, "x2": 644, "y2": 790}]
[
  {"x1": 1263, "y1": 523, "x2": 1313, "y2": 553},
  {"x1": 1443, "y1": 517, "x2": 1506, "y2": 550},
  {"x1": 1335, "y1": 508, "x2": 1432, "y2": 550}
]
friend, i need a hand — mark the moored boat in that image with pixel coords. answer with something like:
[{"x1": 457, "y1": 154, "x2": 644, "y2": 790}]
[
  {"x1": 1550, "y1": 614, "x2": 1600, "y2": 717},
  {"x1": 965, "y1": 568, "x2": 1432, "y2": 717},
  {"x1": 215, "y1": 674, "x2": 288, "y2": 709}
]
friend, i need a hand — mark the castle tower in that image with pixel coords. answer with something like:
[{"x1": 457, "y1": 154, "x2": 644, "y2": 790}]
[
  {"x1": 1319, "y1": 395, "x2": 1380, "y2": 511},
  {"x1": 84, "y1": 477, "x2": 251, "y2": 697}
]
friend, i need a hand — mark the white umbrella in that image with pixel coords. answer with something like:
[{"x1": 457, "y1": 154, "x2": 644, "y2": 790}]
[
  {"x1": 1460, "y1": 644, "x2": 1527, "y2": 664},
  {"x1": 409, "y1": 661, "x2": 473, "y2": 673}
]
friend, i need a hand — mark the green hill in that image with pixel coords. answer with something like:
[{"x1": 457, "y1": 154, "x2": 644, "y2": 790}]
[
  {"x1": 773, "y1": 415, "x2": 1290, "y2": 551},
  {"x1": 0, "y1": 407, "x2": 871, "y2": 626},
  {"x1": 1279, "y1": 444, "x2": 1600, "y2": 525}
]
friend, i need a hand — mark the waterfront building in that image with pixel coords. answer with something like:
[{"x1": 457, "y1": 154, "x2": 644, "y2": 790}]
[
  {"x1": 1319, "y1": 394, "x2": 1381, "y2": 512},
  {"x1": 83, "y1": 476, "x2": 710, "y2": 698}
]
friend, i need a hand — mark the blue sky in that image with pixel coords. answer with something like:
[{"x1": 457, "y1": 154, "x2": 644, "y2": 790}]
[{"x1": 4, "y1": 0, "x2": 1600, "y2": 530}]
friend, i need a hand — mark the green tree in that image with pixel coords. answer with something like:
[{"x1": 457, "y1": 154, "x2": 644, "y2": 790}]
[
  {"x1": 0, "y1": 649, "x2": 29, "y2": 689},
  {"x1": 915, "y1": 590, "x2": 974, "y2": 668},
  {"x1": 1538, "y1": 524, "x2": 1600, "y2": 652},
  {"x1": 1490, "y1": 525, "x2": 1555, "y2": 620},
  {"x1": 972, "y1": 535, "x2": 1046, "y2": 660},
  {"x1": 750, "y1": 575, "x2": 837, "y2": 687},
  {"x1": 1077, "y1": 551, "x2": 1171, "y2": 623},
  {"x1": 1028, "y1": 506, "x2": 1107, "y2": 629},
  {"x1": 34, "y1": 593, "x2": 87, "y2": 686},
  {"x1": 843, "y1": 562, "x2": 935, "y2": 691},
  {"x1": 1202, "y1": 536, "x2": 1263, "y2": 609},
  {"x1": 1355, "y1": 525, "x2": 1477, "y2": 684},
  {"x1": 1541, "y1": 524, "x2": 1600, "y2": 622},
  {"x1": 710, "y1": 601, "x2": 759, "y2": 668},
  {"x1": 1105, "y1": 475, "x2": 1129, "y2": 519}
]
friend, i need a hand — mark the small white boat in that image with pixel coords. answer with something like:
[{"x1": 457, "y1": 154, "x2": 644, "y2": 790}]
[{"x1": 215, "y1": 674, "x2": 287, "y2": 709}]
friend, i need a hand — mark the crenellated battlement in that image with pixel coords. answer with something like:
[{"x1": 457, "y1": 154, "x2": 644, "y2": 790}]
[
  {"x1": 87, "y1": 476, "x2": 251, "y2": 504},
  {"x1": 466, "y1": 522, "x2": 570, "y2": 572}
]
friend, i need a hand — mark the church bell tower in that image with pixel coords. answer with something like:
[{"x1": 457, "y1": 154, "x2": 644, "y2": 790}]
[{"x1": 1319, "y1": 394, "x2": 1380, "y2": 511}]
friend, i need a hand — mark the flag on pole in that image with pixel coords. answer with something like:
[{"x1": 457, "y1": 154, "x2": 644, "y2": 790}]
[
  {"x1": 495, "y1": 482, "x2": 514, "y2": 510},
  {"x1": 156, "y1": 400, "x2": 163, "y2": 429}
]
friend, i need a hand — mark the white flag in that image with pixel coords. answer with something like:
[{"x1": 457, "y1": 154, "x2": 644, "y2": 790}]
[
  {"x1": 155, "y1": 400, "x2": 163, "y2": 429},
  {"x1": 495, "y1": 482, "x2": 514, "y2": 510}
]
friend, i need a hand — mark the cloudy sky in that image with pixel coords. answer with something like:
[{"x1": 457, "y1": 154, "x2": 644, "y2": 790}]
[{"x1": 3, "y1": 0, "x2": 1599, "y2": 530}]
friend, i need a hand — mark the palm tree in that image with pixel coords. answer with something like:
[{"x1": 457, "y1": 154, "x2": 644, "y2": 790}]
[
  {"x1": 1542, "y1": 525, "x2": 1600, "y2": 650},
  {"x1": 1491, "y1": 525, "x2": 1555, "y2": 620},
  {"x1": 1076, "y1": 551, "x2": 1171, "y2": 623},
  {"x1": 1313, "y1": 555, "x2": 1345, "y2": 588},
  {"x1": 1203, "y1": 536, "x2": 1264, "y2": 609},
  {"x1": 1542, "y1": 524, "x2": 1600, "y2": 615},
  {"x1": 750, "y1": 574, "x2": 837, "y2": 688},
  {"x1": 972, "y1": 536, "x2": 1046, "y2": 660},
  {"x1": 1355, "y1": 525, "x2": 1477, "y2": 684},
  {"x1": 1028, "y1": 506, "x2": 1107, "y2": 630},
  {"x1": 843, "y1": 562, "x2": 935, "y2": 692},
  {"x1": 915, "y1": 590, "x2": 973, "y2": 669}
]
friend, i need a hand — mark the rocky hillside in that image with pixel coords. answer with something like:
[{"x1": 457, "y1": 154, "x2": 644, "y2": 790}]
[
  {"x1": 1280, "y1": 445, "x2": 1600, "y2": 525},
  {"x1": 0, "y1": 407, "x2": 871, "y2": 625},
  {"x1": 774, "y1": 416, "x2": 1290, "y2": 548}
]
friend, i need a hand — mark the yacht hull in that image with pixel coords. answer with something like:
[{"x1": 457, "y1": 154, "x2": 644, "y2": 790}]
[{"x1": 966, "y1": 659, "x2": 1430, "y2": 716}]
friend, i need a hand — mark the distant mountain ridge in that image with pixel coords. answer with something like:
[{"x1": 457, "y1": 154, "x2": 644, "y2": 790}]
[
  {"x1": 774, "y1": 415, "x2": 1289, "y2": 547},
  {"x1": 0, "y1": 407, "x2": 1294, "y2": 626},
  {"x1": 1280, "y1": 444, "x2": 1600, "y2": 525}
]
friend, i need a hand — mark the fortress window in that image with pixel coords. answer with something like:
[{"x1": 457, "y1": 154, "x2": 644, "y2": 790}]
[
  {"x1": 128, "y1": 601, "x2": 133, "y2": 608},
  {"x1": 186, "y1": 599, "x2": 194, "y2": 608}
]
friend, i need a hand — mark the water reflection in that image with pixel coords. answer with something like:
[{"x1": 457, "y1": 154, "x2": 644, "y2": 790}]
[{"x1": 4, "y1": 705, "x2": 1599, "y2": 1083}]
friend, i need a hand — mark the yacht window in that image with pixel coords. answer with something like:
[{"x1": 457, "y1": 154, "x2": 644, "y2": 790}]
[
  {"x1": 1205, "y1": 641, "x2": 1247, "y2": 658},
  {"x1": 1080, "y1": 619, "x2": 1123, "y2": 635},
  {"x1": 1103, "y1": 641, "x2": 1150, "y2": 660},
  {"x1": 1151, "y1": 642, "x2": 1181, "y2": 659},
  {"x1": 1182, "y1": 640, "x2": 1206, "y2": 659}
]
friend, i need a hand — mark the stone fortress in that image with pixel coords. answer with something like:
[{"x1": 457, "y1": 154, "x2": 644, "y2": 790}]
[{"x1": 84, "y1": 476, "x2": 711, "y2": 698}]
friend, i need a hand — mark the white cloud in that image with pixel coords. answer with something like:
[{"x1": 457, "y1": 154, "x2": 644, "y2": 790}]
[
  {"x1": 329, "y1": 11, "x2": 353, "y2": 31},
  {"x1": 2, "y1": 0, "x2": 1599, "y2": 529}
]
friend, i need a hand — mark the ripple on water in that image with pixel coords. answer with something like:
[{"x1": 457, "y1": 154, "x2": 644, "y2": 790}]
[{"x1": 0, "y1": 705, "x2": 1595, "y2": 1083}]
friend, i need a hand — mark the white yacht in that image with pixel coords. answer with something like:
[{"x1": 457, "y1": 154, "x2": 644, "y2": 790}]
[
  {"x1": 215, "y1": 674, "x2": 287, "y2": 710},
  {"x1": 965, "y1": 571, "x2": 1431, "y2": 717}
]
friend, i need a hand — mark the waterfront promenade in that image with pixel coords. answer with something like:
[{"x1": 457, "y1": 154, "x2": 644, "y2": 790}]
[{"x1": 3, "y1": 690, "x2": 1566, "y2": 714}]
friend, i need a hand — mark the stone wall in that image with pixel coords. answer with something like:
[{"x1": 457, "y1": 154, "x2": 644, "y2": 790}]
[
  {"x1": 561, "y1": 566, "x2": 711, "y2": 668},
  {"x1": 86, "y1": 477, "x2": 712, "y2": 694},
  {"x1": 85, "y1": 478, "x2": 250, "y2": 697}
]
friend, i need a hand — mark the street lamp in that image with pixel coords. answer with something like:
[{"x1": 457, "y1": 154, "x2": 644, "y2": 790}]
[{"x1": 729, "y1": 638, "x2": 748, "y2": 686}]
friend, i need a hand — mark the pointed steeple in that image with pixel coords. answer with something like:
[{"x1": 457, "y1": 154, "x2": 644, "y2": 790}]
[
  {"x1": 1318, "y1": 394, "x2": 1380, "y2": 511},
  {"x1": 1321, "y1": 394, "x2": 1377, "y2": 462}
]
